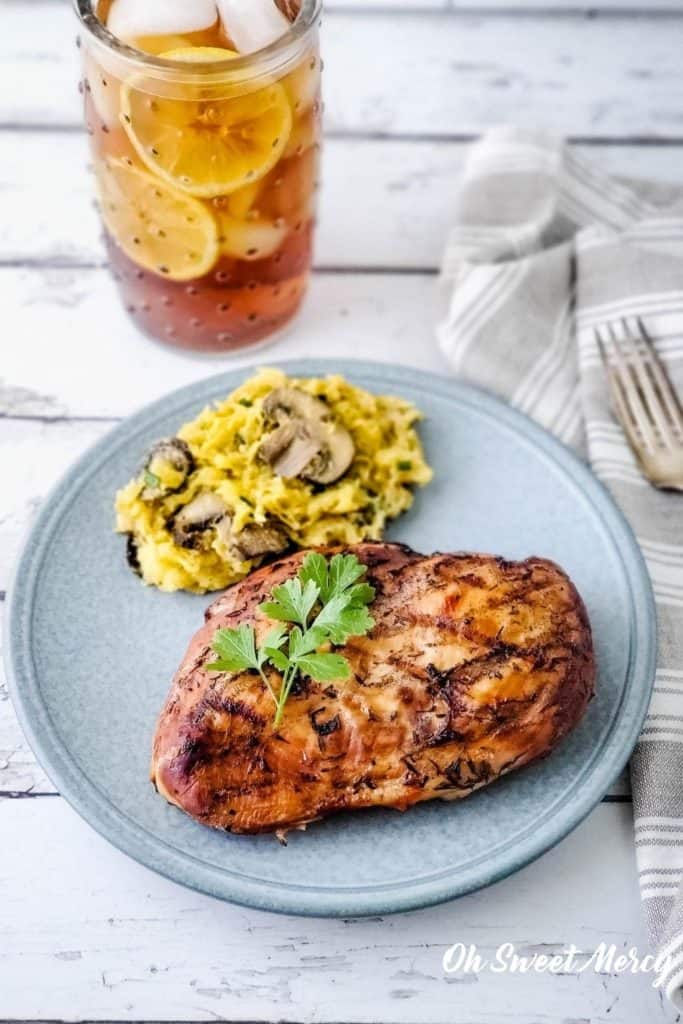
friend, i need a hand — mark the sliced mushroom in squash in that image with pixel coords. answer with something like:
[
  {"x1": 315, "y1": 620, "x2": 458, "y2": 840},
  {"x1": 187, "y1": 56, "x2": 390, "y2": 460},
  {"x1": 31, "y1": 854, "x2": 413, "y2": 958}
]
[
  {"x1": 258, "y1": 387, "x2": 355, "y2": 484},
  {"x1": 140, "y1": 438, "x2": 195, "y2": 501}
]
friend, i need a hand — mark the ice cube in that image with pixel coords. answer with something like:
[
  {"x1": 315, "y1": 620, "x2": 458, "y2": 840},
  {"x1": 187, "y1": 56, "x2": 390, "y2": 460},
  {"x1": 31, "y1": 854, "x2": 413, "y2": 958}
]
[
  {"x1": 217, "y1": 215, "x2": 288, "y2": 260},
  {"x1": 216, "y1": 0, "x2": 289, "y2": 54},
  {"x1": 107, "y1": 0, "x2": 218, "y2": 42}
]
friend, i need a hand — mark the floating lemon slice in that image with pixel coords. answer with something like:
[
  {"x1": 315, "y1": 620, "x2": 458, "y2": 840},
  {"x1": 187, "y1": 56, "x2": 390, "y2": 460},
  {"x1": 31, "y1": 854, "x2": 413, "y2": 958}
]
[
  {"x1": 96, "y1": 157, "x2": 219, "y2": 281},
  {"x1": 131, "y1": 28, "x2": 219, "y2": 56},
  {"x1": 120, "y1": 47, "x2": 292, "y2": 199}
]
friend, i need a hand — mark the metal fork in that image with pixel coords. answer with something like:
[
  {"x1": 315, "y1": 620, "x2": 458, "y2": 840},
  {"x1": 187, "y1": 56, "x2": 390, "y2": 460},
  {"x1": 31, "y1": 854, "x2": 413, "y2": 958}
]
[{"x1": 595, "y1": 317, "x2": 683, "y2": 491}]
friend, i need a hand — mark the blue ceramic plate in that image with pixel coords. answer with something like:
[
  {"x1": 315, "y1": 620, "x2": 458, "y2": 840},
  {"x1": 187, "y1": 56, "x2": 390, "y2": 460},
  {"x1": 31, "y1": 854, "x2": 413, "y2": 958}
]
[{"x1": 5, "y1": 360, "x2": 655, "y2": 916}]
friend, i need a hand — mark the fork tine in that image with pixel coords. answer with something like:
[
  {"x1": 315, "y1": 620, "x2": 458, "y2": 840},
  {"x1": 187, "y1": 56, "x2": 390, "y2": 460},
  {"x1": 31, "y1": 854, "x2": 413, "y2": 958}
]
[
  {"x1": 620, "y1": 318, "x2": 676, "y2": 450},
  {"x1": 596, "y1": 328, "x2": 652, "y2": 460},
  {"x1": 635, "y1": 317, "x2": 683, "y2": 435},
  {"x1": 603, "y1": 322, "x2": 659, "y2": 451}
]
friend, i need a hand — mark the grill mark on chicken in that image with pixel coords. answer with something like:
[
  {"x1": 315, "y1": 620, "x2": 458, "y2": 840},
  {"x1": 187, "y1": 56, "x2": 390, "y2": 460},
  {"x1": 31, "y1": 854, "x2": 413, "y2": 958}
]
[
  {"x1": 198, "y1": 691, "x2": 266, "y2": 726},
  {"x1": 151, "y1": 542, "x2": 595, "y2": 834},
  {"x1": 310, "y1": 707, "x2": 342, "y2": 737}
]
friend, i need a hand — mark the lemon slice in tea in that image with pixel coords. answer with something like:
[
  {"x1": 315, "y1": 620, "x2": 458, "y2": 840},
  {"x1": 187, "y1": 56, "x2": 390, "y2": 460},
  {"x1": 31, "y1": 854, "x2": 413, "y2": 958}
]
[
  {"x1": 96, "y1": 157, "x2": 219, "y2": 281},
  {"x1": 120, "y1": 47, "x2": 293, "y2": 199}
]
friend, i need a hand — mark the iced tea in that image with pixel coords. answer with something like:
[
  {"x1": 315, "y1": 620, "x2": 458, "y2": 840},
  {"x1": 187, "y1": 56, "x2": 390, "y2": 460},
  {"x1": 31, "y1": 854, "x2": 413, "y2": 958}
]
[{"x1": 75, "y1": 0, "x2": 322, "y2": 353}]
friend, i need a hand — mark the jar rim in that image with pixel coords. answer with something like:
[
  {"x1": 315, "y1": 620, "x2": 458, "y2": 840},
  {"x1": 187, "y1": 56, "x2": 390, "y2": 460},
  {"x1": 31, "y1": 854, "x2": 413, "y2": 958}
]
[{"x1": 73, "y1": 0, "x2": 322, "y2": 80}]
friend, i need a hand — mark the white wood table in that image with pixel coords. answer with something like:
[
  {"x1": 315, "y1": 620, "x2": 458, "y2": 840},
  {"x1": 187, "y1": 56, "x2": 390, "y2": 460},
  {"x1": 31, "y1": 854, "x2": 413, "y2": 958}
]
[{"x1": 1, "y1": 1, "x2": 682, "y2": 1021}]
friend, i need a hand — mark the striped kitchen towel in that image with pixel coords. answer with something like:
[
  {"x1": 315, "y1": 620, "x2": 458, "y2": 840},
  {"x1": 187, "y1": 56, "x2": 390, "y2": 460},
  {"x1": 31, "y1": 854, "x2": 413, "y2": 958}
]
[{"x1": 437, "y1": 126, "x2": 683, "y2": 1005}]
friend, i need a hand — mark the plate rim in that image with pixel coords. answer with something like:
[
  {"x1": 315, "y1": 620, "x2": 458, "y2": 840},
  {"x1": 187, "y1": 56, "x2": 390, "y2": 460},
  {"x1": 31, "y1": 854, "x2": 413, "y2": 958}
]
[{"x1": 4, "y1": 358, "x2": 656, "y2": 917}]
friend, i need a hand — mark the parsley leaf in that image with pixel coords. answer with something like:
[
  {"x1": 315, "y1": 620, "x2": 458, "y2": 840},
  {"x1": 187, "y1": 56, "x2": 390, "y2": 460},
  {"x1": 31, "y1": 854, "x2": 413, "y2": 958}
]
[
  {"x1": 260, "y1": 577, "x2": 319, "y2": 628},
  {"x1": 344, "y1": 582, "x2": 376, "y2": 607},
  {"x1": 299, "y1": 551, "x2": 373, "y2": 605},
  {"x1": 298, "y1": 551, "x2": 329, "y2": 595},
  {"x1": 263, "y1": 647, "x2": 290, "y2": 672},
  {"x1": 296, "y1": 652, "x2": 351, "y2": 682},
  {"x1": 205, "y1": 622, "x2": 258, "y2": 674},
  {"x1": 323, "y1": 604, "x2": 375, "y2": 646},
  {"x1": 258, "y1": 625, "x2": 288, "y2": 666},
  {"x1": 286, "y1": 624, "x2": 327, "y2": 660},
  {"x1": 143, "y1": 469, "x2": 161, "y2": 489},
  {"x1": 326, "y1": 553, "x2": 367, "y2": 600},
  {"x1": 207, "y1": 552, "x2": 376, "y2": 728}
]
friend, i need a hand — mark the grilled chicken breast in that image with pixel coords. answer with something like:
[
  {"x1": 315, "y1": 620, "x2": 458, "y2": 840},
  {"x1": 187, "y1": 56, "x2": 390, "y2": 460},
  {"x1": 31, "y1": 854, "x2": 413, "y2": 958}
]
[{"x1": 151, "y1": 542, "x2": 595, "y2": 834}]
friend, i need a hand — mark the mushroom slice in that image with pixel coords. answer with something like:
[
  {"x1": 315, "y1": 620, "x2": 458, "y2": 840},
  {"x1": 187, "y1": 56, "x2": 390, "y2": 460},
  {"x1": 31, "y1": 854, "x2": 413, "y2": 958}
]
[
  {"x1": 171, "y1": 492, "x2": 227, "y2": 549},
  {"x1": 302, "y1": 429, "x2": 355, "y2": 485},
  {"x1": 268, "y1": 430, "x2": 322, "y2": 478},
  {"x1": 141, "y1": 437, "x2": 195, "y2": 501},
  {"x1": 216, "y1": 514, "x2": 289, "y2": 560},
  {"x1": 262, "y1": 386, "x2": 329, "y2": 425},
  {"x1": 259, "y1": 387, "x2": 355, "y2": 485},
  {"x1": 125, "y1": 533, "x2": 142, "y2": 576},
  {"x1": 232, "y1": 520, "x2": 289, "y2": 560},
  {"x1": 257, "y1": 419, "x2": 298, "y2": 465}
]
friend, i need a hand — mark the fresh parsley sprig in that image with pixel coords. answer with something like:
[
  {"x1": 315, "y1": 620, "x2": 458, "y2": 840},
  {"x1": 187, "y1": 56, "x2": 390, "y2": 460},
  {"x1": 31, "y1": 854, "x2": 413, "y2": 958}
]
[{"x1": 206, "y1": 553, "x2": 375, "y2": 727}]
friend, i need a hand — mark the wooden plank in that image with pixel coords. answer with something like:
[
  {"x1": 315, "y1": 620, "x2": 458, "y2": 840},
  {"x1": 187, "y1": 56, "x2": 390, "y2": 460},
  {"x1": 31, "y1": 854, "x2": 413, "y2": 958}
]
[
  {"x1": 10, "y1": 0, "x2": 681, "y2": 10},
  {"x1": 3, "y1": 2, "x2": 683, "y2": 137},
  {"x1": 0, "y1": 619, "x2": 57, "y2": 796},
  {"x1": 0, "y1": 692, "x2": 63, "y2": 797},
  {"x1": 349, "y1": 1, "x2": 683, "y2": 7},
  {"x1": 0, "y1": 797, "x2": 671, "y2": 1024},
  {"x1": 0, "y1": 266, "x2": 448, "y2": 421},
  {"x1": 448, "y1": 0, "x2": 683, "y2": 7},
  {"x1": 0, "y1": 418, "x2": 114, "y2": 597},
  {"x1": 335, "y1": 0, "x2": 448, "y2": 6},
  {"x1": 2, "y1": 133, "x2": 683, "y2": 271}
]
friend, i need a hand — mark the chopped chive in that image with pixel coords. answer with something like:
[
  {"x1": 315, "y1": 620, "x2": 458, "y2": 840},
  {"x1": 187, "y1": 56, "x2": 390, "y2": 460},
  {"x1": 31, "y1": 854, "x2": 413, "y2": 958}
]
[{"x1": 143, "y1": 470, "x2": 161, "y2": 488}]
